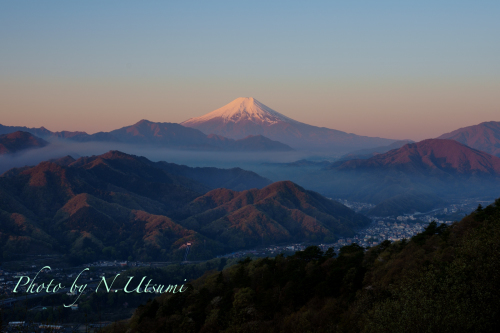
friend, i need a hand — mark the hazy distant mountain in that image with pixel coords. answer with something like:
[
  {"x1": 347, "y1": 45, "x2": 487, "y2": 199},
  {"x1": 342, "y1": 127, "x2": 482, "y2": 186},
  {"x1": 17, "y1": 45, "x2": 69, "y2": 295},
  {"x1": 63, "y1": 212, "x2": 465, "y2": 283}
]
[
  {"x1": 228, "y1": 134, "x2": 294, "y2": 151},
  {"x1": 263, "y1": 159, "x2": 332, "y2": 168},
  {"x1": 174, "y1": 181, "x2": 370, "y2": 248},
  {"x1": 339, "y1": 140, "x2": 414, "y2": 161},
  {"x1": 109, "y1": 120, "x2": 293, "y2": 151},
  {"x1": 333, "y1": 139, "x2": 500, "y2": 176},
  {"x1": 0, "y1": 124, "x2": 53, "y2": 137},
  {"x1": 309, "y1": 139, "x2": 500, "y2": 211},
  {"x1": 254, "y1": 139, "x2": 500, "y2": 216},
  {"x1": 0, "y1": 123, "x2": 112, "y2": 142},
  {"x1": 0, "y1": 131, "x2": 48, "y2": 154},
  {"x1": 438, "y1": 121, "x2": 500, "y2": 157},
  {"x1": 181, "y1": 97, "x2": 395, "y2": 150},
  {"x1": 109, "y1": 119, "x2": 211, "y2": 146},
  {"x1": 151, "y1": 161, "x2": 272, "y2": 191},
  {"x1": 0, "y1": 120, "x2": 293, "y2": 152}
]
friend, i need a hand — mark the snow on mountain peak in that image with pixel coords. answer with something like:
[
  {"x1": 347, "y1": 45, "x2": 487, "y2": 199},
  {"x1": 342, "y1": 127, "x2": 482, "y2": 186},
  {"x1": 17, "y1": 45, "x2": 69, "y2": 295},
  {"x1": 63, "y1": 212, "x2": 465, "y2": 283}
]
[{"x1": 181, "y1": 97, "x2": 295, "y2": 126}]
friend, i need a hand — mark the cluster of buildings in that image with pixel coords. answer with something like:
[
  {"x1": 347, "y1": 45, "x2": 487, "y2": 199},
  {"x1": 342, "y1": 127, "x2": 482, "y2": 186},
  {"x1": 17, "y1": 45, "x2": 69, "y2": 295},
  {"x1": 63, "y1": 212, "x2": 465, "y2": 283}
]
[
  {"x1": 5, "y1": 321, "x2": 110, "y2": 332},
  {"x1": 218, "y1": 244, "x2": 308, "y2": 259},
  {"x1": 88, "y1": 260, "x2": 129, "y2": 268},
  {"x1": 331, "y1": 221, "x2": 431, "y2": 249},
  {"x1": 217, "y1": 208, "x2": 464, "y2": 259},
  {"x1": 335, "y1": 199, "x2": 375, "y2": 212}
]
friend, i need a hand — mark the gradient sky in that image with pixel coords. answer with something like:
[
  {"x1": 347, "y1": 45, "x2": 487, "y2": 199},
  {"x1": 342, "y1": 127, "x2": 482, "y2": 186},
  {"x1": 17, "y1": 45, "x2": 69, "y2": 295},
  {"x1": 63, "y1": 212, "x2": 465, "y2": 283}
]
[{"x1": 1, "y1": 1, "x2": 499, "y2": 140}]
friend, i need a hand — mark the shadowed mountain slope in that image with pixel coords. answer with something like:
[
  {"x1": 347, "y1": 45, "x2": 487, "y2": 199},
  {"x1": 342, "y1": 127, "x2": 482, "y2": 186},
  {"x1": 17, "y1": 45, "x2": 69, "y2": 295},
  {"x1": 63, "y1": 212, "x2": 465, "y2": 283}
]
[
  {"x1": 175, "y1": 181, "x2": 370, "y2": 248},
  {"x1": 0, "y1": 151, "x2": 271, "y2": 261},
  {"x1": 0, "y1": 151, "x2": 361, "y2": 262}
]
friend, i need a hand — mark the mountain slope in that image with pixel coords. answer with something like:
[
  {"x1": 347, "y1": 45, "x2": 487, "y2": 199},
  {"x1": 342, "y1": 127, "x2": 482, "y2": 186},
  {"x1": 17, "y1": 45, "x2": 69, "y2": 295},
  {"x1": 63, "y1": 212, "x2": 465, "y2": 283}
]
[
  {"x1": 259, "y1": 139, "x2": 500, "y2": 212},
  {"x1": 0, "y1": 124, "x2": 117, "y2": 142},
  {"x1": 175, "y1": 181, "x2": 370, "y2": 248},
  {"x1": 323, "y1": 139, "x2": 500, "y2": 204},
  {"x1": 152, "y1": 161, "x2": 272, "y2": 191},
  {"x1": 0, "y1": 151, "x2": 316, "y2": 262},
  {"x1": 0, "y1": 131, "x2": 48, "y2": 154},
  {"x1": 109, "y1": 120, "x2": 210, "y2": 146},
  {"x1": 438, "y1": 121, "x2": 500, "y2": 157},
  {"x1": 117, "y1": 199, "x2": 500, "y2": 333},
  {"x1": 181, "y1": 97, "x2": 395, "y2": 150},
  {"x1": 333, "y1": 139, "x2": 500, "y2": 176},
  {"x1": 53, "y1": 193, "x2": 221, "y2": 263},
  {"x1": 109, "y1": 120, "x2": 293, "y2": 151},
  {"x1": 0, "y1": 151, "x2": 270, "y2": 258},
  {"x1": 0, "y1": 208, "x2": 58, "y2": 258}
]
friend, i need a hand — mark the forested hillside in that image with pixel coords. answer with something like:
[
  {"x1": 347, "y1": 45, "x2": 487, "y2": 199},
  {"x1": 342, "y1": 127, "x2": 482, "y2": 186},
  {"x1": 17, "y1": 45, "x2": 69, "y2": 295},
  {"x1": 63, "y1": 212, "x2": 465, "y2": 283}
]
[
  {"x1": 0, "y1": 151, "x2": 365, "y2": 263},
  {"x1": 114, "y1": 198, "x2": 500, "y2": 333}
]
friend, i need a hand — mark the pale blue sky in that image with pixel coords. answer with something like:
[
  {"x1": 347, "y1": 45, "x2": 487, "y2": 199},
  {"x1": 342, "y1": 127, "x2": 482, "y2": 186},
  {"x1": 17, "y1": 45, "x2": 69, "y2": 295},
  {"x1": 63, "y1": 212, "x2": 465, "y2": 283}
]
[{"x1": 1, "y1": 1, "x2": 499, "y2": 140}]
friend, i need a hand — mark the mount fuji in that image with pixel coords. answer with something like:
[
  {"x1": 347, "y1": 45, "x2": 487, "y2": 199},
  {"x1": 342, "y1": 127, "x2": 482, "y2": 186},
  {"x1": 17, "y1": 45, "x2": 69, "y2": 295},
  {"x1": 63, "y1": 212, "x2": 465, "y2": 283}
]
[{"x1": 181, "y1": 97, "x2": 395, "y2": 151}]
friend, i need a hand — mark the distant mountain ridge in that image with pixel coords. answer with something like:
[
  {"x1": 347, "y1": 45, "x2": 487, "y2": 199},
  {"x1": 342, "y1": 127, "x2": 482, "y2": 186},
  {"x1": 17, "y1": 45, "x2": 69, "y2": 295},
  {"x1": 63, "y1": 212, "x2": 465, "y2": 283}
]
[
  {"x1": 108, "y1": 120, "x2": 293, "y2": 151},
  {"x1": 0, "y1": 124, "x2": 53, "y2": 137},
  {"x1": 257, "y1": 139, "x2": 500, "y2": 216},
  {"x1": 0, "y1": 120, "x2": 293, "y2": 152},
  {"x1": 150, "y1": 160, "x2": 272, "y2": 191},
  {"x1": 339, "y1": 140, "x2": 415, "y2": 161},
  {"x1": 0, "y1": 131, "x2": 48, "y2": 154},
  {"x1": 332, "y1": 139, "x2": 500, "y2": 176},
  {"x1": 182, "y1": 97, "x2": 395, "y2": 150},
  {"x1": 438, "y1": 121, "x2": 500, "y2": 157}
]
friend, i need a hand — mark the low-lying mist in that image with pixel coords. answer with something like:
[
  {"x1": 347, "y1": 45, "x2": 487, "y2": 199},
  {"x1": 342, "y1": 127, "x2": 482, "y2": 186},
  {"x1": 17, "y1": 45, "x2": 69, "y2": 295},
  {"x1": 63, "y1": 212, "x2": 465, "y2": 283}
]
[
  {"x1": 2, "y1": 140, "x2": 499, "y2": 219},
  {"x1": 0, "y1": 140, "x2": 336, "y2": 175}
]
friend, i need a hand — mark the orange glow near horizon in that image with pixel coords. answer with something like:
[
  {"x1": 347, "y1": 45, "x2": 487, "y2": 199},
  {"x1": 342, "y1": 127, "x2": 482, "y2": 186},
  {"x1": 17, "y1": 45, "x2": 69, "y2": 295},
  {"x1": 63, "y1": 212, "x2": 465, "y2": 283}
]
[{"x1": 1, "y1": 77, "x2": 499, "y2": 141}]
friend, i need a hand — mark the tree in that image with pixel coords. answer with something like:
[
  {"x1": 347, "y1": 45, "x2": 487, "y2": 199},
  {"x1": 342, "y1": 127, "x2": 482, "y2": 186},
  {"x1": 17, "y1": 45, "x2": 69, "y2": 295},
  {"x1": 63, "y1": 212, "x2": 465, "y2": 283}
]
[
  {"x1": 295, "y1": 246, "x2": 323, "y2": 261},
  {"x1": 324, "y1": 247, "x2": 336, "y2": 258}
]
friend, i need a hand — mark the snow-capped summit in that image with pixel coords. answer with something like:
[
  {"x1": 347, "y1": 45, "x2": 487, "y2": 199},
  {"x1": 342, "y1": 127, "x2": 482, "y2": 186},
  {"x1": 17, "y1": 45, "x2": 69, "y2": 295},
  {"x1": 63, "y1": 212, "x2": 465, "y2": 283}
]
[
  {"x1": 181, "y1": 97, "x2": 395, "y2": 151},
  {"x1": 182, "y1": 97, "x2": 295, "y2": 126}
]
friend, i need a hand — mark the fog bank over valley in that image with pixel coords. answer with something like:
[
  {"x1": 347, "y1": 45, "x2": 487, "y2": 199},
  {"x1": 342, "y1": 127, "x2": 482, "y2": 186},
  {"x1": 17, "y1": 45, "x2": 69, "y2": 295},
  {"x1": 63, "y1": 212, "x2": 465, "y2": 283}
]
[{"x1": 0, "y1": 139, "x2": 331, "y2": 174}]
